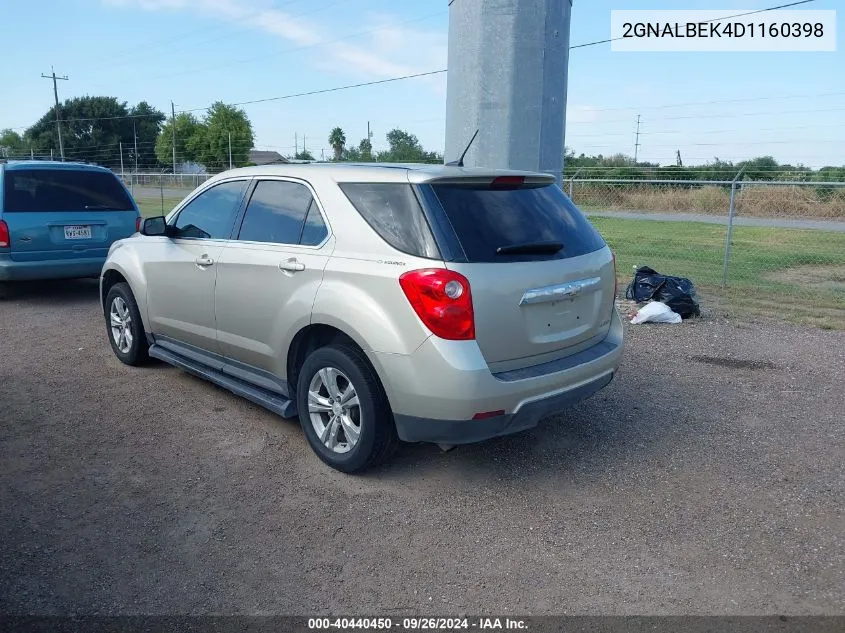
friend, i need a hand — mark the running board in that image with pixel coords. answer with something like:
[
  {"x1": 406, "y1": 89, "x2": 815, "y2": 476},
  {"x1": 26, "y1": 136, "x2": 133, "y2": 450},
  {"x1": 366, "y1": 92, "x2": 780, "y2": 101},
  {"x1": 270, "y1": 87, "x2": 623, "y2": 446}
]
[{"x1": 148, "y1": 344, "x2": 297, "y2": 419}]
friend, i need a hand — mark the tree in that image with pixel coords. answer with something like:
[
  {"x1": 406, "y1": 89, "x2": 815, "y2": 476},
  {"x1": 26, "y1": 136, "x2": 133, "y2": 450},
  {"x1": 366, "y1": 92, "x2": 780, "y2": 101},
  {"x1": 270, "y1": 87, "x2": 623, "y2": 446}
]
[
  {"x1": 191, "y1": 102, "x2": 254, "y2": 171},
  {"x1": 294, "y1": 149, "x2": 315, "y2": 161},
  {"x1": 358, "y1": 137, "x2": 373, "y2": 161},
  {"x1": 128, "y1": 102, "x2": 165, "y2": 170},
  {"x1": 382, "y1": 128, "x2": 422, "y2": 161},
  {"x1": 341, "y1": 138, "x2": 373, "y2": 162},
  {"x1": 375, "y1": 128, "x2": 441, "y2": 163},
  {"x1": 24, "y1": 96, "x2": 134, "y2": 168},
  {"x1": 155, "y1": 112, "x2": 204, "y2": 168},
  {"x1": 328, "y1": 127, "x2": 346, "y2": 161},
  {"x1": 0, "y1": 129, "x2": 24, "y2": 157}
]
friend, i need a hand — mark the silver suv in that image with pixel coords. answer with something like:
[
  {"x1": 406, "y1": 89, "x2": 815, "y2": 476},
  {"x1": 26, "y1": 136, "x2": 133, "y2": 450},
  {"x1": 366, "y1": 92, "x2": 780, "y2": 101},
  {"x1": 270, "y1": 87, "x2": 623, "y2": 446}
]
[{"x1": 101, "y1": 164, "x2": 623, "y2": 472}]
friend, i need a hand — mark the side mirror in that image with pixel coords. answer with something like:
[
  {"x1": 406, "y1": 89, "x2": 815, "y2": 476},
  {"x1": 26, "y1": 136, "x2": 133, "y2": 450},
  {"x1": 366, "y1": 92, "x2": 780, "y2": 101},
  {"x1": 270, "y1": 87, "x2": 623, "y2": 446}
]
[{"x1": 141, "y1": 216, "x2": 168, "y2": 236}]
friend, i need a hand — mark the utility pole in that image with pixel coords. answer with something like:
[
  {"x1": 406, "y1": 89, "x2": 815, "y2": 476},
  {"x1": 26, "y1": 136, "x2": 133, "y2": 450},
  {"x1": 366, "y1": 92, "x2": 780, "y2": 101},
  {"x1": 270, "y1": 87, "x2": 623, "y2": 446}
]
[
  {"x1": 295, "y1": 132, "x2": 298, "y2": 156},
  {"x1": 171, "y1": 101, "x2": 177, "y2": 172},
  {"x1": 50, "y1": 149, "x2": 53, "y2": 160},
  {"x1": 676, "y1": 149, "x2": 683, "y2": 167},
  {"x1": 120, "y1": 141, "x2": 124, "y2": 176},
  {"x1": 634, "y1": 114, "x2": 641, "y2": 164},
  {"x1": 133, "y1": 119, "x2": 139, "y2": 175},
  {"x1": 41, "y1": 67, "x2": 68, "y2": 161},
  {"x1": 228, "y1": 132, "x2": 233, "y2": 169}
]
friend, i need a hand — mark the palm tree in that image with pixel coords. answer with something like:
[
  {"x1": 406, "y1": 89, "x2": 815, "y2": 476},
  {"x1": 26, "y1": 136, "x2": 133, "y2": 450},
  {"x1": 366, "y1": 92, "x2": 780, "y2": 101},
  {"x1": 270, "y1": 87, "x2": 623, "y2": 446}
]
[{"x1": 328, "y1": 127, "x2": 346, "y2": 161}]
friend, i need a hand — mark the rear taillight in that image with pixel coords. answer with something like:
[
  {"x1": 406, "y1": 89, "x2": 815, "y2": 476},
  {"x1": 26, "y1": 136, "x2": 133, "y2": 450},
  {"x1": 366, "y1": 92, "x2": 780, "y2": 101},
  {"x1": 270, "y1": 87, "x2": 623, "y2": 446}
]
[
  {"x1": 135, "y1": 216, "x2": 143, "y2": 233},
  {"x1": 399, "y1": 269, "x2": 475, "y2": 340},
  {"x1": 0, "y1": 220, "x2": 9, "y2": 248}
]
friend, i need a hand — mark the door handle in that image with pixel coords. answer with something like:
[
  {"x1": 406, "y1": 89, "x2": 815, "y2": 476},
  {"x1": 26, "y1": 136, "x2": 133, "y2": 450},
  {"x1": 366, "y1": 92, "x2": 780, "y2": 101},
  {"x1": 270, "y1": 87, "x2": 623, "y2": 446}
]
[
  {"x1": 195, "y1": 254, "x2": 215, "y2": 268},
  {"x1": 279, "y1": 259, "x2": 305, "y2": 272}
]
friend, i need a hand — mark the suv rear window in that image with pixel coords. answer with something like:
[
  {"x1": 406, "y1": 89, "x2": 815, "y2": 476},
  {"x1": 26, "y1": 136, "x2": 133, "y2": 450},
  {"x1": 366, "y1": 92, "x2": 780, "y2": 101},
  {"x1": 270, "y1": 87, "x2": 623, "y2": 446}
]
[
  {"x1": 429, "y1": 183, "x2": 605, "y2": 262},
  {"x1": 339, "y1": 183, "x2": 440, "y2": 259},
  {"x1": 3, "y1": 169, "x2": 134, "y2": 212}
]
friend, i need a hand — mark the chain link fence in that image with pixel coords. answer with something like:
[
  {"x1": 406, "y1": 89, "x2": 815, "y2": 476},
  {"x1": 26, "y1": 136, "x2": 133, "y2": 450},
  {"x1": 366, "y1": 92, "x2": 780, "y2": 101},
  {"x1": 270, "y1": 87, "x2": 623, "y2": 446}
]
[
  {"x1": 118, "y1": 172, "x2": 214, "y2": 217},
  {"x1": 569, "y1": 177, "x2": 845, "y2": 327}
]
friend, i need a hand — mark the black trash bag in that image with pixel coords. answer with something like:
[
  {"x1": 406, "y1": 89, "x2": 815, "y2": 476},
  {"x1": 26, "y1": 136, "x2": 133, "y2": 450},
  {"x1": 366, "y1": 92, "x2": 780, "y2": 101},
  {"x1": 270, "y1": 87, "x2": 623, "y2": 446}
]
[{"x1": 625, "y1": 266, "x2": 700, "y2": 319}]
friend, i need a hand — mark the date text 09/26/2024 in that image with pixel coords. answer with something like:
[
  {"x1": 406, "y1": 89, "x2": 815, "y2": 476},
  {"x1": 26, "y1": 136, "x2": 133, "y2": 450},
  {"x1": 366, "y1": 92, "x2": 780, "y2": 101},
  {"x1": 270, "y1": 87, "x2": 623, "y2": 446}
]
[{"x1": 308, "y1": 618, "x2": 528, "y2": 630}]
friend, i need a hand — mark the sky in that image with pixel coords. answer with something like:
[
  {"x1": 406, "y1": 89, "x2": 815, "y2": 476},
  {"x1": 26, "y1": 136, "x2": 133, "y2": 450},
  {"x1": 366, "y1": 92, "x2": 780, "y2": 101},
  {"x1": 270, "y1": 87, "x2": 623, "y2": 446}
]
[{"x1": 1, "y1": 0, "x2": 843, "y2": 167}]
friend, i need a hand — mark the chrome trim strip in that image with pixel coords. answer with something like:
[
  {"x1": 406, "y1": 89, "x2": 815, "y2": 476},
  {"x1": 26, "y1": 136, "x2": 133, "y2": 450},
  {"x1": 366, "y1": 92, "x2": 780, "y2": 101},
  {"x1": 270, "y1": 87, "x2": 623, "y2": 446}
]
[{"x1": 519, "y1": 276, "x2": 602, "y2": 306}]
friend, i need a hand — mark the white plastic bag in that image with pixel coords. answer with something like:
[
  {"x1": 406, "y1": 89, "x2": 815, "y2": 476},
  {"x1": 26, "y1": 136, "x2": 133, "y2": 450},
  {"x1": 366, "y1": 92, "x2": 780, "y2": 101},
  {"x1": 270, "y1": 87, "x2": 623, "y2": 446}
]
[{"x1": 630, "y1": 301, "x2": 682, "y2": 324}]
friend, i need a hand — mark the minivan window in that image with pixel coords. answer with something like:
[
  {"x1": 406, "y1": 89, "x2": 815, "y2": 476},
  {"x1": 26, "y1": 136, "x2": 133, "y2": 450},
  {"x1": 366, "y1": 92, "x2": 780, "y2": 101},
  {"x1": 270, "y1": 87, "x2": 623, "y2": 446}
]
[
  {"x1": 339, "y1": 183, "x2": 439, "y2": 259},
  {"x1": 3, "y1": 169, "x2": 134, "y2": 212},
  {"x1": 429, "y1": 183, "x2": 606, "y2": 262},
  {"x1": 238, "y1": 180, "x2": 321, "y2": 245},
  {"x1": 172, "y1": 180, "x2": 247, "y2": 239}
]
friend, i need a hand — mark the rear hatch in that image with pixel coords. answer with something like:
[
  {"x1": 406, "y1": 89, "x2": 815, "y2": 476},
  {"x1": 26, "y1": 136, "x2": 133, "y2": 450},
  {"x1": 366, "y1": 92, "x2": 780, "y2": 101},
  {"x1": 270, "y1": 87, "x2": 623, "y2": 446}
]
[
  {"x1": 424, "y1": 176, "x2": 615, "y2": 372},
  {"x1": 2, "y1": 167, "x2": 139, "y2": 262}
]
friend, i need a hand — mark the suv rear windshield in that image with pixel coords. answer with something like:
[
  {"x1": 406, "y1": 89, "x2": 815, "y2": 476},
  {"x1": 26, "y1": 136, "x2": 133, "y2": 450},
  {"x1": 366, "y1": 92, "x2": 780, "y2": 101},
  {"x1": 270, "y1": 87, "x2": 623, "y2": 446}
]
[
  {"x1": 429, "y1": 182, "x2": 606, "y2": 262},
  {"x1": 3, "y1": 169, "x2": 134, "y2": 212}
]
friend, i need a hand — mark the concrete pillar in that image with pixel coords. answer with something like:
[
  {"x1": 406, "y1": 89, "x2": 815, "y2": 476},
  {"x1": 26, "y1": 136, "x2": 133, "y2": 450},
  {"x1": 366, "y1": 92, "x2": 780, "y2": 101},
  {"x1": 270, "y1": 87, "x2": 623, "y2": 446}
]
[{"x1": 445, "y1": 0, "x2": 573, "y2": 185}]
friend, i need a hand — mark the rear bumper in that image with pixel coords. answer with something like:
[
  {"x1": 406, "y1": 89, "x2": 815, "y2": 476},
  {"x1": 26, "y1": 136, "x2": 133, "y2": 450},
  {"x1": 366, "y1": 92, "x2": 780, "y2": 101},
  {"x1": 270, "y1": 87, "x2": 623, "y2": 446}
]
[
  {"x1": 394, "y1": 371, "x2": 614, "y2": 444},
  {"x1": 0, "y1": 254, "x2": 105, "y2": 281},
  {"x1": 369, "y1": 308, "x2": 624, "y2": 445}
]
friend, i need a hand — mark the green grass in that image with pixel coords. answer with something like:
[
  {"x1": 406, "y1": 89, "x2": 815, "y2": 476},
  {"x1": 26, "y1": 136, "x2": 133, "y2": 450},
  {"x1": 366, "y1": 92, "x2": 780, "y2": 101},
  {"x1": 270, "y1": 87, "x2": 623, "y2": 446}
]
[
  {"x1": 591, "y1": 216, "x2": 845, "y2": 328},
  {"x1": 135, "y1": 197, "x2": 185, "y2": 218}
]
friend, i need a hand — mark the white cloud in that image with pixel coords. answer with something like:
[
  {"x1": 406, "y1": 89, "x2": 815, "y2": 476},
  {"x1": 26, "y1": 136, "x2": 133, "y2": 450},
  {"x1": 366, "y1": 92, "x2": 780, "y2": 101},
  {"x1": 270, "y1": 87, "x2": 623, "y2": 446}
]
[{"x1": 103, "y1": 0, "x2": 446, "y2": 82}]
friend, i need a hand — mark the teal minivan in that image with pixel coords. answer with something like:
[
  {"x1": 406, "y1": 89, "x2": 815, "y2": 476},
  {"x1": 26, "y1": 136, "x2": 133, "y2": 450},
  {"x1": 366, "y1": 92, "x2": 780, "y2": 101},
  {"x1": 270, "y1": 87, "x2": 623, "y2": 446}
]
[{"x1": 0, "y1": 161, "x2": 141, "y2": 286}]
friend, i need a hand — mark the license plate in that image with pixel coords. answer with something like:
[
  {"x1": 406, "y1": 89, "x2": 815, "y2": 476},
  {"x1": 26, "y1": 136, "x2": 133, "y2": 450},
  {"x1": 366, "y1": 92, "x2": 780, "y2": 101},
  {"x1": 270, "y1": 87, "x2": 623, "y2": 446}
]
[{"x1": 64, "y1": 225, "x2": 92, "y2": 239}]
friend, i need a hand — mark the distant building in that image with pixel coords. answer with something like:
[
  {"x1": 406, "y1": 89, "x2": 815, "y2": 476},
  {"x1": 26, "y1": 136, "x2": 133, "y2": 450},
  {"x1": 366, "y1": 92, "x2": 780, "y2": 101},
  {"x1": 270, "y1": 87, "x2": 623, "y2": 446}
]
[{"x1": 248, "y1": 150, "x2": 289, "y2": 165}]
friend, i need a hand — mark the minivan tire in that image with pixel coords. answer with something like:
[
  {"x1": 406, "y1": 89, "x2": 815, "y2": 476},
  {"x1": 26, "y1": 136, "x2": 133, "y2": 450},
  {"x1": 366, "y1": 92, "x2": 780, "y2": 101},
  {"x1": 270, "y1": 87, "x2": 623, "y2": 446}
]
[
  {"x1": 105, "y1": 282, "x2": 150, "y2": 366},
  {"x1": 297, "y1": 344, "x2": 398, "y2": 473}
]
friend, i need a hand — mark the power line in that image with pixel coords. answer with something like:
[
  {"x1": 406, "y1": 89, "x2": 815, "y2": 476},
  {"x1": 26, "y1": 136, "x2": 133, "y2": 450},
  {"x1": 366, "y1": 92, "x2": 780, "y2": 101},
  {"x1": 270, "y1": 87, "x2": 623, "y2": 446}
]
[
  {"x1": 582, "y1": 90, "x2": 845, "y2": 113},
  {"x1": 569, "y1": 0, "x2": 818, "y2": 49},
  {"x1": 178, "y1": 69, "x2": 448, "y2": 112}
]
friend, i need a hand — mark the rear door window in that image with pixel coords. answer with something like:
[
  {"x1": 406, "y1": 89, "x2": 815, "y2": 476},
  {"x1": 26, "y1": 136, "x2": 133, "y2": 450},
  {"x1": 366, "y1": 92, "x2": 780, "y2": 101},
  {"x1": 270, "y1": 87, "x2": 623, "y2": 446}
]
[
  {"x1": 3, "y1": 169, "x2": 134, "y2": 212},
  {"x1": 429, "y1": 182, "x2": 605, "y2": 262},
  {"x1": 237, "y1": 180, "x2": 327, "y2": 245},
  {"x1": 171, "y1": 180, "x2": 247, "y2": 239},
  {"x1": 339, "y1": 183, "x2": 439, "y2": 259}
]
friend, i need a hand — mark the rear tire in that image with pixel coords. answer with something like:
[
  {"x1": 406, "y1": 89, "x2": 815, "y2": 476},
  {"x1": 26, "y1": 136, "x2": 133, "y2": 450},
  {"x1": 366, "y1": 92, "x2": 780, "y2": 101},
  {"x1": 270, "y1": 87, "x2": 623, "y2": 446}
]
[
  {"x1": 105, "y1": 282, "x2": 150, "y2": 366},
  {"x1": 296, "y1": 344, "x2": 398, "y2": 473}
]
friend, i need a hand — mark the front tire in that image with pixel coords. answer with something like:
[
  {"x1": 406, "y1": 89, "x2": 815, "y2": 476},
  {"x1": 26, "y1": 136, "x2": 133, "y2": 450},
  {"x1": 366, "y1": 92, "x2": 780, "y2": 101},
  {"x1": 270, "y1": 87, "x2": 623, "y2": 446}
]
[
  {"x1": 105, "y1": 282, "x2": 149, "y2": 366},
  {"x1": 297, "y1": 344, "x2": 398, "y2": 473}
]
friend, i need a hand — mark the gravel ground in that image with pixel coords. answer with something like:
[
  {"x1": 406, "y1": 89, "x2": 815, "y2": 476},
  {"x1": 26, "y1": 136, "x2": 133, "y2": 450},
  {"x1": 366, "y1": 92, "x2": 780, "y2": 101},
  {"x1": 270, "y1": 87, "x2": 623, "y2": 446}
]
[{"x1": 0, "y1": 280, "x2": 843, "y2": 616}]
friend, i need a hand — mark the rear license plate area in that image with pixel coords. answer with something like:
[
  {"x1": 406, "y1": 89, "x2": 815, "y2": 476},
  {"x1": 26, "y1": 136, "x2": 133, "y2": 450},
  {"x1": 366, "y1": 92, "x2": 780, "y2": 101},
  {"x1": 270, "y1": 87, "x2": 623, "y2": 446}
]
[{"x1": 64, "y1": 225, "x2": 92, "y2": 239}]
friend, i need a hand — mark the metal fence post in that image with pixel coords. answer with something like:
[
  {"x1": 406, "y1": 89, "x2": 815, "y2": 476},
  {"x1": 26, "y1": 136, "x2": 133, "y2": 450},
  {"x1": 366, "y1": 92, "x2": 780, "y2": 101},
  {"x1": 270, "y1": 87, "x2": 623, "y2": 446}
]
[
  {"x1": 721, "y1": 168, "x2": 745, "y2": 287},
  {"x1": 568, "y1": 167, "x2": 583, "y2": 199}
]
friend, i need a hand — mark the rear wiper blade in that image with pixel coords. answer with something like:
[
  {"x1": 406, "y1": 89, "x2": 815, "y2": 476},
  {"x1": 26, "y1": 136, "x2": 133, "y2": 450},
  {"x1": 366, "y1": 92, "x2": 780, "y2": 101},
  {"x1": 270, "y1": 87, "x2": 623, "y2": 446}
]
[
  {"x1": 496, "y1": 241, "x2": 563, "y2": 255},
  {"x1": 83, "y1": 204, "x2": 113, "y2": 210}
]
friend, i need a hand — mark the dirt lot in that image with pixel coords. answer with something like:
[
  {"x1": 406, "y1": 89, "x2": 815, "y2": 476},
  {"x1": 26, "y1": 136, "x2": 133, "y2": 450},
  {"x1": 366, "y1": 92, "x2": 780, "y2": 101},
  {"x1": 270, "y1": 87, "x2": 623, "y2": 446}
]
[{"x1": 1, "y1": 281, "x2": 843, "y2": 616}]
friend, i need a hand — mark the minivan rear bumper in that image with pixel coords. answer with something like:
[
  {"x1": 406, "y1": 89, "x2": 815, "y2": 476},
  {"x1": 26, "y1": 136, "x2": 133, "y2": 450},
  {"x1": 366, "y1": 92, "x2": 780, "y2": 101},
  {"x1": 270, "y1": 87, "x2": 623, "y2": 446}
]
[
  {"x1": 0, "y1": 254, "x2": 105, "y2": 281},
  {"x1": 370, "y1": 308, "x2": 624, "y2": 445}
]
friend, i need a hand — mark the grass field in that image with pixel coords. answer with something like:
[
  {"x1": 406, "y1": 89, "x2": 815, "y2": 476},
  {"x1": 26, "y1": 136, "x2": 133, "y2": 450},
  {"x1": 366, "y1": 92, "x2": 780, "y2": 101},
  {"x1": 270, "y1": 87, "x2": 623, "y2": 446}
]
[
  {"x1": 136, "y1": 197, "x2": 185, "y2": 218},
  {"x1": 592, "y1": 216, "x2": 845, "y2": 328}
]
